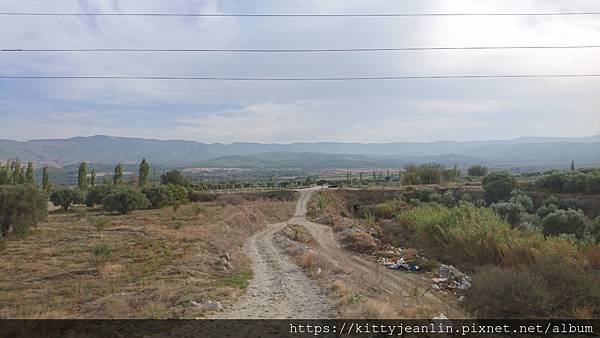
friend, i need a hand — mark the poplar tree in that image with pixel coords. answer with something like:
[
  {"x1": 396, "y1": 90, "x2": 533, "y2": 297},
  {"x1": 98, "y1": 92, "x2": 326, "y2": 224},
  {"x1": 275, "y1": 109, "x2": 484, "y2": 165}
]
[
  {"x1": 113, "y1": 164, "x2": 123, "y2": 185},
  {"x1": 77, "y1": 162, "x2": 87, "y2": 190},
  {"x1": 90, "y1": 169, "x2": 96, "y2": 187},
  {"x1": 42, "y1": 166, "x2": 50, "y2": 191},
  {"x1": 138, "y1": 158, "x2": 150, "y2": 187},
  {"x1": 570, "y1": 160, "x2": 575, "y2": 171},
  {"x1": 25, "y1": 162, "x2": 34, "y2": 184}
]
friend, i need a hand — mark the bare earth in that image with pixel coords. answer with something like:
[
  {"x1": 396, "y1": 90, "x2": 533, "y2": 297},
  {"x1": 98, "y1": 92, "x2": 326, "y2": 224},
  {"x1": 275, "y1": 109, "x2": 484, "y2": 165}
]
[
  {"x1": 215, "y1": 187, "x2": 462, "y2": 319},
  {"x1": 214, "y1": 189, "x2": 335, "y2": 319}
]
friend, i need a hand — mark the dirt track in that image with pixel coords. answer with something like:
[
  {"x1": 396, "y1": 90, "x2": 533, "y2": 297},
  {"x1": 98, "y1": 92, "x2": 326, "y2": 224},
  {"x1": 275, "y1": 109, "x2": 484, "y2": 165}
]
[
  {"x1": 216, "y1": 188, "x2": 462, "y2": 318},
  {"x1": 214, "y1": 188, "x2": 334, "y2": 319}
]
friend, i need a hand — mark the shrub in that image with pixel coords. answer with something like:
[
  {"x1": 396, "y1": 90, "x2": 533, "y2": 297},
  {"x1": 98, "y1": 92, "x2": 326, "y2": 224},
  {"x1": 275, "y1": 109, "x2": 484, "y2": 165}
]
[
  {"x1": 508, "y1": 190, "x2": 534, "y2": 212},
  {"x1": 85, "y1": 184, "x2": 113, "y2": 207},
  {"x1": 50, "y1": 187, "x2": 84, "y2": 211},
  {"x1": 441, "y1": 190, "x2": 456, "y2": 207},
  {"x1": 165, "y1": 184, "x2": 188, "y2": 205},
  {"x1": 188, "y1": 190, "x2": 216, "y2": 202},
  {"x1": 316, "y1": 195, "x2": 328, "y2": 211},
  {"x1": 415, "y1": 189, "x2": 435, "y2": 202},
  {"x1": 143, "y1": 186, "x2": 174, "y2": 209},
  {"x1": 344, "y1": 231, "x2": 377, "y2": 253},
  {"x1": 88, "y1": 216, "x2": 110, "y2": 237},
  {"x1": 373, "y1": 198, "x2": 404, "y2": 219},
  {"x1": 491, "y1": 202, "x2": 524, "y2": 226},
  {"x1": 542, "y1": 209, "x2": 587, "y2": 238},
  {"x1": 536, "y1": 203, "x2": 558, "y2": 218},
  {"x1": 466, "y1": 260, "x2": 600, "y2": 318},
  {"x1": 102, "y1": 187, "x2": 149, "y2": 214},
  {"x1": 482, "y1": 171, "x2": 516, "y2": 203},
  {"x1": 0, "y1": 184, "x2": 47, "y2": 237},
  {"x1": 72, "y1": 206, "x2": 87, "y2": 221}
]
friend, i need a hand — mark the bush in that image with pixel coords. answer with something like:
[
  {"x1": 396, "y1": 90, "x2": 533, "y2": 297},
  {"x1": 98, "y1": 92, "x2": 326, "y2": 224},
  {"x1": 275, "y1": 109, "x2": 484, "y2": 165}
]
[
  {"x1": 50, "y1": 187, "x2": 84, "y2": 211},
  {"x1": 343, "y1": 231, "x2": 378, "y2": 253},
  {"x1": 542, "y1": 209, "x2": 587, "y2": 238},
  {"x1": 508, "y1": 190, "x2": 534, "y2": 212},
  {"x1": 415, "y1": 189, "x2": 435, "y2": 202},
  {"x1": 536, "y1": 203, "x2": 558, "y2": 218},
  {"x1": 0, "y1": 184, "x2": 47, "y2": 237},
  {"x1": 85, "y1": 184, "x2": 113, "y2": 207},
  {"x1": 483, "y1": 171, "x2": 516, "y2": 203},
  {"x1": 491, "y1": 202, "x2": 525, "y2": 226},
  {"x1": 465, "y1": 262, "x2": 600, "y2": 318},
  {"x1": 441, "y1": 190, "x2": 456, "y2": 207},
  {"x1": 373, "y1": 198, "x2": 404, "y2": 219},
  {"x1": 102, "y1": 187, "x2": 149, "y2": 214},
  {"x1": 188, "y1": 190, "x2": 216, "y2": 202},
  {"x1": 88, "y1": 215, "x2": 110, "y2": 236},
  {"x1": 165, "y1": 184, "x2": 188, "y2": 205},
  {"x1": 143, "y1": 186, "x2": 174, "y2": 209},
  {"x1": 72, "y1": 206, "x2": 87, "y2": 220}
]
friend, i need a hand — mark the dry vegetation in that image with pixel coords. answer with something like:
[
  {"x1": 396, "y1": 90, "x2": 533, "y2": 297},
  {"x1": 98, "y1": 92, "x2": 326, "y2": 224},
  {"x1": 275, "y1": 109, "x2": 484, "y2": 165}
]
[
  {"x1": 277, "y1": 224, "x2": 457, "y2": 319},
  {"x1": 0, "y1": 196, "x2": 296, "y2": 318}
]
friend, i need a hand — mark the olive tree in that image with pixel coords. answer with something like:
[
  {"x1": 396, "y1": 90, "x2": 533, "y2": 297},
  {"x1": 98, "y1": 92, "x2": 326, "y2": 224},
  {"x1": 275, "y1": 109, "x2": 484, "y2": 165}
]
[
  {"x1": 482, "y1": 171, "x2": 516, "y2": 203},
  {"x1": 0, "y1": 185, "x2": 47, "y2": 236},
  {"x1": 103, "y1": 187, "x2": 149, "y2": 214},
  {"x1": 50, "y1": 187, "x2": 84, "y2": 211}
]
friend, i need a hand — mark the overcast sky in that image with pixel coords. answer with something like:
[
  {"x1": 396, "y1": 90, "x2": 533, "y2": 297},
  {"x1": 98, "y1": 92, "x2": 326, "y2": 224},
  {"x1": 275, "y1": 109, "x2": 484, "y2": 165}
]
[{"x1": 1, "y1": 0, "x2": 599, "y2": 143}]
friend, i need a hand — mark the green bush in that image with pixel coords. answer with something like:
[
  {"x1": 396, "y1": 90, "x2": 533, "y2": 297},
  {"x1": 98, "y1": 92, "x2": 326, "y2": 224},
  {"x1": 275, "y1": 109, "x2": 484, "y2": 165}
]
[
  {"x1": 491, "y1": 202, "x2": 525, "y2": 226},
  {"x1": 508, "y1": 190, "x2": 534, "y2": 212},
  {"x1": 143, "y1": 186, "x2": 174, "y2": 209},
  {"x1": 188, "y1": 190, "x2": 216, "y2": 202},
  {"x1": 88, "y1": 216, "x2": 110, "y2": 236},
  {"x1": 165, "y1": 184, "x2": 188, "y2": 205},
  {"x1": 373, "y1": 198, "x2": 404, "y2": 219},
  {"x1": 85, "y1": 184, "x2": 113, "y2": 207},
  {"x1": 542, "y1": 209, "x2": 587, "y2": 238},
  {"x1": 441, "y1": 190, "x2": 457, "y2": 207},
  {"x1": 50, "y1": 187, "x2": 84, "y2": 211},
  {"x1": 102, "y1": 187, "x2": 149, "y2": 214},
  {"x1": 483, "y1": 171, "x2": 516, "y2": 203},
  {"x1": 0, "y1": 184, "x2": 47, "y2": 237}
]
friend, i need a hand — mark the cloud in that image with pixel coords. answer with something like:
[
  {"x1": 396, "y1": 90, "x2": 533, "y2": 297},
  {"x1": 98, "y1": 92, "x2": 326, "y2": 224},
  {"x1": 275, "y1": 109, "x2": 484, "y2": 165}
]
[{"x1": 0, "y1": 0, "x2": 599, "y2": 142}]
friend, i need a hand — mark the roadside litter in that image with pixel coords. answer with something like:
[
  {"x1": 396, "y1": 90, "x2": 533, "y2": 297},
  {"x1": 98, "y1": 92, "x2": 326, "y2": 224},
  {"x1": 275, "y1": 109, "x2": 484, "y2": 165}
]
[
  {"x1": 378, "y1": 257, "x2": 421, "y2": 271},
  {"x1": 432, "y1": 264, "x2": 471, "y2": 290}
]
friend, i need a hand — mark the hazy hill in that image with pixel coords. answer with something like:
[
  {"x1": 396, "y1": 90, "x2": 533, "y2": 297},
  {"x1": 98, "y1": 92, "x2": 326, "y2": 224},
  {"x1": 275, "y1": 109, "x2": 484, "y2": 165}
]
[{"x1": 1, "y1": 135, "x2": 599, "y2": 168}]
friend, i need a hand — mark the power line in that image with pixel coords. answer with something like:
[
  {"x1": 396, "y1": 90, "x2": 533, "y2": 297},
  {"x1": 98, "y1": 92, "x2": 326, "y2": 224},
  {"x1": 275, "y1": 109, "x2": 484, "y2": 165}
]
[
  {"x1": 1, "y1": 11, "x2": 599, "y2": 17},
  {"x1": 3, "y1": 45, "x2": 600, "y2": 53},
  {"x1": 1, "y1": 74, "x2": 598, "y2": 81}
]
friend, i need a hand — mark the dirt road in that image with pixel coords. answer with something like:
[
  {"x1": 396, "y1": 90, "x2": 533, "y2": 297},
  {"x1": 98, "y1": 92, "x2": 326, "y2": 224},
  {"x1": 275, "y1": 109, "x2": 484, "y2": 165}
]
[
  {"x1": 216, "y1": 187, "x2": 461, "y2": 318},
  {"x1": 214, "y1": 188, "x2": 334, "y2": 319}
]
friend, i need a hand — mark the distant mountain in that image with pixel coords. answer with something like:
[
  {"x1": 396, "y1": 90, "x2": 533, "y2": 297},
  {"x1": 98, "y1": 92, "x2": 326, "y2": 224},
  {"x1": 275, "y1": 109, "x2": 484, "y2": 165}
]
[{"x1": 1, "y1": 135, "x2": 598, "y2": 168}]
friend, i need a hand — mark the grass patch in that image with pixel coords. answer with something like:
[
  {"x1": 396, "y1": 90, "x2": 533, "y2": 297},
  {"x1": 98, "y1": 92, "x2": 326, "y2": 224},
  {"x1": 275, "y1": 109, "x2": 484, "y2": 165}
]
[{"x1": 214, "y1": 268, "x2": 253, "y2": 290}]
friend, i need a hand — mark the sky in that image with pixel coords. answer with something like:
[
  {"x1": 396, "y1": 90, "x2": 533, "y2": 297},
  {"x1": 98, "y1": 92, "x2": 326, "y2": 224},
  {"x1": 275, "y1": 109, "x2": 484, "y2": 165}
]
[{"x1": 0, "y1": 0, "x2": 599, "y2": 143}]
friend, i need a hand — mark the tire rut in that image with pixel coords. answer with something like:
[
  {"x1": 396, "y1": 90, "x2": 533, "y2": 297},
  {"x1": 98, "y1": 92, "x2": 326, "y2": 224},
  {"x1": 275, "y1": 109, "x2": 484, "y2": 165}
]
[{"x1": 214, "y1": 190, "x2": 334, "y2": 319}]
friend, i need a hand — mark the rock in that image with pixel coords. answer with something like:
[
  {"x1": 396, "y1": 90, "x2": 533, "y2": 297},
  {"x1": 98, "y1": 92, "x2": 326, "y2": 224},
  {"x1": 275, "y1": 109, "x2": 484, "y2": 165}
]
[
  {"x1": 433, "y1": 313, "x2": 448, "y2": 320},
  {"x1": 219, "y1": 253, "x2": 230, "y2": 262},
  {"x1": 204, "y1": 300, "x2": 222, "y2": 311}
]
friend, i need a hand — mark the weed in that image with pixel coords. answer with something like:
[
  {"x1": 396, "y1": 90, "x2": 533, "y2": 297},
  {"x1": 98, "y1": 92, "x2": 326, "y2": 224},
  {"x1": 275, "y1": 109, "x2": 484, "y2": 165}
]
[
  {"x1": 214, "y1": 269, "x2": 253, "y2": 290},
  {"x1": 88, "y1": 216, "x2": 110, "y2": 237},
  {"x1": 316, "y1": 195, "x2": 328, "y2": 211},
  {"x1": 73, "y1": 206, "x2": 87, "y2": 221}
]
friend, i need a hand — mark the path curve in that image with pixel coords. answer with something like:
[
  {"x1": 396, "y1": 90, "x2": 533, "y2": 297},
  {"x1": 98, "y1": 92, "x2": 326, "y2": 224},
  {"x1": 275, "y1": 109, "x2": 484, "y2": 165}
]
[{"x1": 214, "y1": 188, "x2": 334, "y2": 319}]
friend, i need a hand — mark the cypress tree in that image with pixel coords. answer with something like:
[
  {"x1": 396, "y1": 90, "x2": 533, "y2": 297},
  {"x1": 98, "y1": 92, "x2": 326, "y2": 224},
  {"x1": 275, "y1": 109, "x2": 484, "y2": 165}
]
[
  {"x1": 113, "y1": 164, "x2": 123, "y2": 185},
  {"x1": 42, "y1": 166, "x2": 50, "y2": 191},
  {"x1": 570, "y1": 160, "x2": 575, "y2": 171},
  {"x1": 90, "y1": 169, "x2": 96, "y2": 187},
  {"x1": 0, "y1": 162, "x2": 9, "y2": 185},
  {"x1": 138, "y1": 158, "x2": 150, "y2": 187},
  {"x1": 25, "y1": 162, "x2": 34, "y2": 184},
  {"x1": 77, "y1": 162, "x2": 87, "y2": 190}
]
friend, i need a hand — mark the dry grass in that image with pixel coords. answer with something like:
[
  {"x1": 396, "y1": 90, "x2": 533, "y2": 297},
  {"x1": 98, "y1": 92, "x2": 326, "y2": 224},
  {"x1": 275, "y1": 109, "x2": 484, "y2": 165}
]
[{"x1": 0, "y1": 198, "x2": 296, "y2": 319}]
